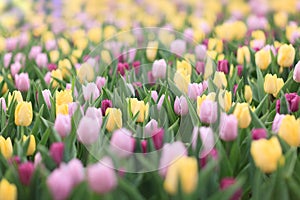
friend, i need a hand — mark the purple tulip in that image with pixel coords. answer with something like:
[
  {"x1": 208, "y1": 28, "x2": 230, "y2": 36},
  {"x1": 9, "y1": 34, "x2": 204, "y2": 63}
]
[
  {"x1": 199, "y1": 148, "x2": 218, "y2": 168},
  {"x1": 77, "y1": 116, "x2": 100, "y2": 145},
  {"x1": 110, "y1": 128, "x2": 135, "y2": 158},
  {"x1": 199, "y1": 100, "x2": 218, "y2": 124},
  {"x1": 47, "y1": 63, "x2": 57, "y2": 71},
  {"x1": 101, "y1": 99, "x2": 112, "y2": 115},
  {"x1": 18, "y1": 162, "x2": 35, "y2": 186},
  {"x1": 50, "y1": 142, "x2": 64, "y2": 165},
  {"x1": 152, "y1": 59, "x2": 167, "y2": 79},
  {"x1": 195, "y1": 61, "x2": 205, "y2": 75},
  {"x1": 251, "y1": 128, "x2": 267, "y2": 140},
  {"x1": 219, "y1": 113, "x2": 238, "y2": 141},
  {"x1": 54, "y1": 114, "x2": 71, "y2": 138},
  {"x1": 237, "y1": 65, "x2": 243, "y2": 77},
  {"x1": 82, "y1": 83, "x2": 100, "y2": 101},
  {"x1": 132, "y1": 61, "x2": 141, "y2": 75},
  {"x1": 217, "y1": 60, "x2": 229, "y2": 74},
  {"x1": 174, "y1": 96, "x2": 189, "y2": 116},
  {"x1": 285, "y1": 93, "x2": 300, "y2": 112},
  {"x1": 15, "y1": 73, "x2": 30, "y2": 92},
  {"x1": 152, "y1": 128, "x2": 164, "y2": 150}
]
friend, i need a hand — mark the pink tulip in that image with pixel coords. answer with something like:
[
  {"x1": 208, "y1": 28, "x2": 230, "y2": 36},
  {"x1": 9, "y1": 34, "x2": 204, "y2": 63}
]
[
  {"x1": 36, "y1": 53, "x2": 48, "y2": 68},
  {"x1": 192, "y1": 127, "x2": 215, "y2": 157},
  {"x1": 65, "y1": 159, "x2": 84, "y2": 186},
  {"x1": 157, "y1": 94, "x2": 165, "y2": 110},
  {"x1": 199, "y1": 100, "x2": 218, "y2": 124},
  {"x1": 68, "y1": 102, "x2": 83, "y2": 116},
  {"x1": 11, "y1": 62, "x2": 22, "y2": 77},
  {"x1": 6, "y1": 37, "x2": 18, "y2": 51},
  {"x1": 285, "y1": 93, "x2": 300, "y2": 112},
  {"x1": 54, "y1": 114, "x2": 71, "y2": 138},
  {"x1": 87, "y1": 157, "x2": 117, "y2": 194},
  {"x1": 174, "y1": 96, "x2": 189, "y2": 116},
  {"x1": 110, "y1": 128, "x2": 135, "y2": 158},
  {"x1": 170, "y1": 39, "x2": 186, "y2": 56},
  {"x1": 4, "y1": 53, "x2": 12, "y2": 68},
  {"x1": 85, "y1": 107, "x2": 102, "y2": 127},
  {"x1": 126, "y1": 48, "x2": 136, "y2": 63},
  {"x1": 132, "y1": 61, "x2": 141, "y2": 75},
  {"x1": 34, "y1": 152, "x2": 42, "y2": 168},
  {"x1": 141, "y1": 140, "x2": 147, "y2": 153},
  {"x1": 50, "y1": 142, "x2": 64, "y2": 165},
  {"x1": 0, "y1": 97, "x2": 6, "y2": 112},
  {"x1": 152, "y1": 128, "x2": 164, "y2": 150},
  {"x1": 151, "y1": 91, "x2": 158, "y2": 102},
  {"x1": 96, "y1": 76, "x2": 106, "y2": 90},
  {"x1": 272, "y1": 113, "x2": 285, "y2": 133},
  {"x1": 47, "y1": 63, "x2": 57, "y2": 71},
  {"x1": 293, "y1": 61, "x2": 300, "y2": 83},
  {"x1": 195, "y1": 61, "x2": 205, "y2": 75},
  {"x1": 77, "y1": 116, "x2": 100, "y2": 145},
  {"x1": 251, "y1": 128, "x2": 267, "y2": 140},
  {"x1": 220, "y1": 178, "x2": 242, "y2": 200},
  {"x1": 195, "y1": 44, "x2": 207, "y2": 61},
  {"x1": 183, "y1": 28, "x2": 194, "y2": 43},
  {"x1": 152, "y1": 59, "x2": 167, "y2": 79},
  {"x1": 145, "y1": 119, "x2": 158, "y2": 137},
  {"x1": 44, "y1": 72, "x2": 51, "y2": 84},
  {"x1": 101, "y1": 99, "x2": 112, "y2": 115},
  {"x1": 18, "y1": 33, "x2": 29, "y2": 48},
  {"x1": 45, "y1": 40, "x2": 57, "y2": 51},
  {"x1": 188, "y1": 83, "x2": 205, "y2": 100},
  {"x1": 14, "y1": 53, "x2": 25, "y2": 65},
  {"x1": 219, "y1": 113, "x2": 238, "y2": 141},
  {"x1": 217, "y1": 60, "x2": 229, "y2": 74},
  {"x1": 83, "y1": 83, "x2": 100, "y2": 101},
  {"x1": 18, "y1": 162, "x2": 35, "y2": 185},
  {"x1": 159, "y1": 141, "x2": 187, "y2": 177},
  {"x1": 29, "y1": 46, "x2": 42, "y2": 59},
  {"x1": 147, "y1": 71, "x2": 155, "y2": 84},
  {"x1": 15, "y1": 73, "x2": 30, "y2": 92}
]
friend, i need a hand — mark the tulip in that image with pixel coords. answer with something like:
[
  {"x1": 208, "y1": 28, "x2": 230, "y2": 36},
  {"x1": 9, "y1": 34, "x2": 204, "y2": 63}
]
[
  {"x1": 4, "y1": 53, "x2": 12, "y2": 68},
  {"x1": 151, "y1": 91, "x2": 158, "y2": 102},
  {"x1": 101, "y1": 99, "x2": 112, "y2": 116},
  {"x1": 0, "y1": 76, "x2": 8, "y2": 94},
  {"x1": 88, "y1": 27, "x2": 102, "y2": 44},
  {"x1": 176, "y1": 60, "x2": 192, "y2": 76},
  {"x1": 152, "y1": 128, "x2": 164, "y2": 150},
  {"x1": 42, "y1": 89, "x2": 52, "y2": 108},
  {"x1": 277, "y1": 44, "x2": 295, "y2": 67},
  {"x1": 278, "y1": 115, "x2": 300, "y2": 146},
  {"x1": 54, "y1": 114, "x2": 71, "y2": 138},
  {"x1": 159, "y1": 142, "x2": 187, "y2": 176},
  {"x1": 188, "y1": 83, "x2": 205, "y2": 100},
  {"x1": 237, "y1": 65, "x2": 243, "y2": 77},
  {"x1": 264, "y1": 74, "x2": 277, "y2": 95},
  {"x1": 195, "y1": 44, "x2": 207, "y2": 61},
  {"x1": 77, "y1": 63, "x2": 95, "y2": 83},
  {"x1": 0, "y1": 98, "x2": 6, "y2": 112},
  {"x1": 174, "y1": 70, "x2": 191, "y2": 94},
  {"x1": 274, "y1": 11, "x2": 288, "y2": 28},
  {"x1": 50, "y1": 50, "x2": 60, "y2": 63},
  {"x1": 110, "y1": 128, "x2": 134, "y2": 158},
  {"x1": 105, "y1": 108, "x2": 122, "y2": 132},
  {"x1": 170, "y1": 39, "x2": 186, "y2": 56},
  {"x1": 152, "y1": 59, "x2": 167, "y2": 79},
  {"x1": 77, "y1": 116, "x2": 100, "y2": 145},
  {"x1": 50, "y1": 142, "x2": 64, "y2": 165},
  {"x1": 22, "y1": 135, "x2": 36, "y2": 156},
  {"x1": 285, "y1": 93, "x2": 300, "y2": 112},
  {"x1": 220, "y1": 178, "x2": 242, "y2": 200},
  {"x1": 145, "y1": 119, "x2": 159, "y2": 137},
  {"x1": 96, "y1": 76, "x2": 106, "y2": 90},
  {"x1": 192, "y1": 127, "x2": 215, "y2": 157},
  {"x1": 251, "y1": 128, "x2": 267, "y2": 140},
  {"x1": 157, "y1": 94, "x2": 165, "y2": 110},
  {"x1": 29, "y1": 46, "x2": 42, "y2": 59},
  {"x1": 36, "y1": 53, "x2": 48, "y2": 68},
  {"x1": 0, "y1": 179, "x2": 17, "y2": 200},
  {"x1": 146, "y1": 41, "x2": 158, "y2": 61},
  {"x1": 237, "y1": 46, "x2": 250, "y2": 64},
  {"x1": 293, "y1": 60, "x2": 300, "y2": 82},
  {"x1": 51, "y1": 69, "x2": 63, "y2": 88},
  {"x1": 87, "y1": 157, "x2": 117, "y2": 194},
  {"x1": 174, "y1": 96, "x2": 189, "y2": 116},
  {"x1": 255, "y1": 49, "x2": 271, "y2": 70},
  {"x1": 219, "y1": 113, "x2": 238, "y2": 141},
  {"x1": 195, "y1": 61, "x2": 205, "y2": 75},
  {"x1": 217, "y1": 60, "x2": 229, "y2": 74},
  {"x1": 244, "y1": 85, "x2": 253, "y2": 103},
  {"x1": 233, "y1": 103, "x2": 251, "y2": 128},
  {"x1": 85, "y1": 107, "x2": 102, "y2": 127},
  {"x1": 47, "y1": 63, "x2": 57, "y2": 71},
  {"x1": 10, "y1": 62, "x2": 22, "y2": 77},
  {"x1": 164, "y1": 156, "x2": 198, "y2": 195},
  {"x1": 250, "y1": 137, "x2": 283, "y2": 173},
  {"x1": 208, "y1": 38, "x2": 223, "y2": 53},
  {"x1": 18, "y1": 162, "x2": 34, "y2": 186},
  {"x1": 129, "y1": 98, "x2": 149, "y2": 123},
  {"x1": 34, "y1": 152, "x2": 42, "y2": 168},
  {"x1": 15, "y1": 102, "x2": 33, "y2": 127},
  {"x1": 213, "y1": 71, "x2": 227, "y2": 88},
  {"x1": 82, "y1": 83, "x2": 100, "y2": 101},
  {"x1": 218, "y1": 90, "x2": 232, "y2": 112},
  {"x1": 56, "y1": 90, "x2": 73, "y2": 106},
  {"x1": 66, "y1": 159, "x2": 84, "y2": 186},
  {"x1": 199, "y1": 100, "x2": 217, "y2": 124},
  {"x1": 8, "y1": 91, "x2": 23, "y2": 107},
  {"x1": 15, "y1": 73, "x2": 30, "y2": 92},
  {"x1": 0, "y1": 136, "x2": 13, "y2": 159},
  {"x1": 272, "y1": 113, "x2": 285, "y2": 133},
  {"x1": 44, "y1": 72, "x2": 51, "y2": 85}
]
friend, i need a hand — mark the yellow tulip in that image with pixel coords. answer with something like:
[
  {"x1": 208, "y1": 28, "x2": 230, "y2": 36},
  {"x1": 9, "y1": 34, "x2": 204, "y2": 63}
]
[
  {"x1": 101, "y1": 50, "x2": 112, "y2": 64},
  {"x1": 77, "y1": 63, "x2": 95, "y2": 83},
  {"x1": 197, "y1": 95, "x2": 207, "y2": 116},
  {"x1": 56, "y1": 104, "x2": 69, "y2": 115},
  {"x1": 103, "y1": 25, "x2": 117, "y2": 40},
  {"x1": 213, "y1": 71, "x2": 227, "y2": 88},
  {"x1": 251, "y1": 137, "x2": 283, "y2": 173},
  {"x1": 8, "y1": 91, "x2": 23, "y2": 106},
  {"x1": 277, "y1": 44, "x2": 295, "y2": 67},
  {"x1": 0, "y1": 76, "x2": 8, "y2": 94},
  {"x1": 146, "y1": 41, "x2": 159, "y2": 61},
  {"x1": 58, "y1": 38, "x2": 70, "y2": 55},
  {"x1": 0, "y1": 136, "x2": 13, "y2": 159},
  {"x1": 164, "y1": 156, "x2": 198, "y2": 195},
  {"x1": 23, "y1": 135, "x2": 36, "y2": 156},
  {"x1": 278, "y1": 115, "x2": 300, "y2": 147},
  {"x1": 55, "y1": 90, "x2": 73, "y2": 106},
  {"x1": 208, "y1": 38, "x2": 223, "y2": 53},
  {"x1": 176, "y1": 60, "x2": 192, "y2": 76},
  {"x1": 219, "y1": 90, "x2": 232, "y2": 112},
  {"x1": 129, "y1": 98, "x2": 149, "y2": 123},
  {"x1": 274, "y1": 12, "x2": 288, "y2": 29},
  {"x1": 273, "y1": 78, "x2": 284, "y2": 97},
  {"x1": 50, "y1": 69, "x2": 63, "y2": 88},
  {"x1": 88, "y1": 27, "x2": 102, "y2": 44},
  {"x1": 0, "y1": 179, "x2": 17, "y2": 200},
  {"x1": 105, "y1": 108, "x2": 123, "y2": 132},
  {"x1": 58, "y1": 59, "x2": 72, "y2": 78},
  {"x1": 174, "y1": 71, "x2": 191, "y2": 94},
  {"x1": 252, "y1": 30, "x2": 266, "y2": 42},
  {"x1": 237, "y1": 46, "x2": 250, "y2": 65},
  {"x1": 233, "y1": 103, "x2": 251, "y2": 128},
  {"x1": 255, "y1": 49, "x2": 271, "y2": 70},
  {"x1": 244, "y1": 85, "x2": 253, "y2": 103},
  {"x1": 74, "y1": 37, "x2": 88, "y2": 50},
  {"x1": 264, "y1": 74, "x2": 277, "y2": 94},
  {"x1": 49, "y1": 50, "x2": 60, "y2": 63},
  {"x1": 14, "y1": 102, "x2": 33, "y2": 127}
]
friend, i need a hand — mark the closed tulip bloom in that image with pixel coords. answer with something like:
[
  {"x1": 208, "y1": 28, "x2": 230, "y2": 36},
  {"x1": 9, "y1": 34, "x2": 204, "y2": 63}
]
[
  {"x1": 208, "y1": 38, "x2": 223, "y2": 53},
  {"x1": 199, "y1": 100, "x2": 217, "y2": 124},
  {"x1": 0, "y1": 136, "x2": 13, "y2": 159},
  {"x1": 278, "y1": 115, "x2": 300, "y2": 146},
  {"x1": 174, "y1": 70, "x2": 191, "y2": 94},
  {"x1": 96, "y1": 76, "x2": 106, "y2": 90},
  {"x1": 188, "y1": 83, "x2": 204, "y2": 100},
  {"x1": 77, "y1": 116, "x2": 100, "y2": 145},
  {"x1": 36, "y1": 53, "x2": 48, "y2": 68},
  {"x1": 101, "y1": 99, "x2": 112, "y2": 116},
  {"x1": 152, "y1": 59, "x2": 167, "y2": 79},
  {"x1": 195, "y1": 61, "x2": 205, "y2": 75},
  {"x1": 22, "y1": 135, "x2": 36, "y2": 156},
  {"x1": 18, "y1": 162, "x2": 34, "y2": 186},
  {"x1": 10, "y1": 62, "x2": 21, "y2": 77},
  {"x1": 129, "y1": 98, "x2": 149, "y2": 123},
  {"x1": 251, "y1": 137, "x2": 283, "y2": 173},
  {"x1": 273, "y1": 78, "x2": 284, "y2": 97},
  {"x1": 0, "y1": 98, "x2": 6, "y2": 112},
  {"x1": 176, "y1": 60, "x2": 192, "y2": 76},
  {"x1": 146, "y1": 41, "x2": 159, "y2": 61},
  {"x1": 192, "y1": 127, "x2": 215, "y2": 157},
  {"x1": 54, "y1": 114, "x2": 71, "y2": 138},
  {"x1": 219, "y1": 113, "x2": 238, "y2": 141},
  {"x1": 82, "y1": 83, "x2": 100, "y2": 101},
  {"x1": 0, "y1": 76, "x2": 8, "y2": 94},
  {"x1": 277, "y1": 44, "x2": 295, "y2": 67},
  {"x1": 170, "y1": 39, "x2": 186, "y2": 56},
  {"x1": 105, "y1": 108, "x2": 122, "y2": 132},
  {"x1": 220, "y1": 178, "x2": 242, "y2": 200},
  {"x1": 42, "y1": 89, "x2": 52, "y2": 108},
  {"x1": 159, "y1": 142, "x2": 187, "y2": 177},
  {"x1": 145, "y1": 119, "x2": 158, "y2": 137},
  {"x1": 66, "y1": 159, "x2": 84, "y2": 186},
  {"x1": 15, "y1": 73, "x2": 30, "y2": 92},
  {"x1": 272, "y1": 113, "x2": 285, "y2": 133},
  {"x1": 233, "y1": 103, "x2": 251, "y2": 128},
  {"x1": 237, "y1": 46, "x2": 250, "y2": 64},
  {"x1": 213, "y1": 71, "x2": 227, "y2": 88},
  {"x1": 29, "y1": 46, "x2": 42, "y2": 59},
  {"x1": 87, "y1": 157, "x2": 117, "y2": 194},
  {"x1": 264, "y1": 74, "x2": 277, "y2": 94},
  {"x1": 50, "y1": 142, "x2": 64, "y2": 165},
  {"x1": 293, "y1": 60, "x2": 300, "y2": 82},
  {"x1": 15, "y1": 102, "x2": 33, "y2": 127},
  {"x1": 195, "y1": 44, "x2": 207, "y2": 61},
  {"x1": 218, "y1": 90, "x2": 232, "y2": 112},
  {"x1": 285, "y1": 93, "x2": 300, "y2": 112},
  {"x1": 174, "y1": 96, "x2": 189, "y2": 116},
  {"x1": 4, "y1": 53, "x2": 12, "y2": 68},
  {"x1": 251, "y1": 128, "x2": 267, "y2": 140},
  {"x1": 164, "y1": 156, "x2": 198, "y2": 195},
  {"x1": 77, "y1": 63, "x2": 95, "y2": 83},
  {"x1": 56, "y1": 90, "x2": 73, "y2": 106},
  {"x1": 152, "y1": 128, "x2": 164, "y2": 150},
  {"x1": 255, "y1": 49, "x2": 271, "y2": 70},
  {"x1": 88, "y1": 27, "x2": 102, "y2": 44},
  {"x1": 217, "y1": 60, "x2": 229, "y2": 74},
  {"x1": 110, "y1": 128, "x2": 134, "y2": 158},
  {"x1": 244, "y1": 85, "x2": 253, "y2": 103},
  {"x1": 85, "y1": 107, "x2": 102, "y2": 126},
  {"x1": 51, "y1": 69, "x2": 63, "y2": 88},
  {"x1": 0, "y1": 179, "x2": 17, "y2": 200}
]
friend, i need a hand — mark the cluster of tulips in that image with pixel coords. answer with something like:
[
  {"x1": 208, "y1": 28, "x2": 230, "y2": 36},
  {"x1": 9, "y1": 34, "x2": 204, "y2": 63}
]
[{"x1": 2, "y1": 0, "x2": 300, "y2": 199}]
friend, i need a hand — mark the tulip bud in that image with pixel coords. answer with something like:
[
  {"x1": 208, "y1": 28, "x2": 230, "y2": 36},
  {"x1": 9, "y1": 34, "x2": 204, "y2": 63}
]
[
  {"x1": 15, "y1": 102, "x2": 33, "y2": 127},
  {"x1": 237, "y1": 46, "x2": 250, "y2": 64},
  {"x1": 29, "y1": 46, "x2": 42, "y2": 59},
  {"x1": 188, "y1": 83, "x2": 204, "y2": 100},
  {"x1": 11, "y1": 62, "x2": 22, "y2": 77},
  {"x1": 277, "y1": 44, "x2": 295, "y2": 67},
  {"x1": 15, "y1": 73, "x2": 30, "y2": 92},
  {"x1": 105, "y1": 108, "x2": 122, "y2": 132},
  {"x1": 195, "y1": 44, "x2": 207, "y2": 61},
  {"x1": 95, "y1": 76, "x2": 106, "y2": 90},
  {"x1": 42, "y1": 89, "x2": 52, "y2": 108},
  {"x1": 264, "y1": 74, "x2": 277, "y2": 94},
  {"x1": 0, "y1": 97, "x2": 6, "y2": 112},
  {"x1": 146, "y1": 41, "x2": 158, "y2": 61},
  {"x1": 129, "y1": 98, "x2": 149, "y2": 123},
  {"x1": 213, "y1": 71, "x2": 227, "y2": 88},
  {"x1": 101, "y1": 99, "x2": 112, "y2": 116},
  {"x1": 220, "y1": 178, "x2": 242, "y2": 200},
  {"x1": 36, "y1": 53, "x2": 48, "y2": 68},
  {"x1": 199, "y1": 100, "x2": 217, "y2": 124},
  {"x1": 244, "y1": 85, "x2": 253, "y2": 103},
  {"x1": 145, "y1": 119, "x2": 158, "y2": 136},
  {"x1": 66, "y1": 159, "x2": 84, "y2": 187},
  {"x1": 219, "y1": 113, "x2": 238, "y2": 141},
  {"x1": 293, "y1": 61, "x2": 300, "y2": 82},
  {"x1": 82, "y1": 83, "x2": 100, "y2": 101},
  {"x1": 195, "y1": 61, "x2": 205, "y2": 75},
  {"x1": 54, "y1": 114, "x2": 71, "y2": 138},
  {"x1": 255, "y1": 49, "x2": 271, "y2": 70},
  {"x1": 233, "y1": 103, "x2": 251, "y2": 128},
  {"x1": 110, "y1": 128, "x2": 134, "y2": 158},
  {"x1": 278, "y1": 115, "x2": 300, "y2": 146},
  {"x1": 23, "y1": 135, "x2": 36, "y2": 156},
  {"x1": 0, "y1": 179, "x2": 17, "y2": 200},
  {"x1": 251, "y1": 128, "x2": 267, "y2": 140},
  {"x1": 217, "y1": 60, "x2": 229, "y2": 74},
  {"x1": 18, "y1": 162, "x2": 34, "y2": 186},
  {"x1": 152, "y1": 128, "x2": 164, "y2": 150},
  {"x1": 3, "y1": 53, "x2": 12, "y2": 68},
  {"x1": 174, "y1": 96, "x2": 189, "y2": 116},
  {"x1": 0, "y1": 136, "x2": 13, "y2": 159},
  {"x1": 50, "y1": 142, "x2": 64, "y2": 165},
  {"x1": 170, "y1": 39, "x2": 186, "y2": 57},
  {"x1": 152, "y1": 59, "x2": 167, "y2": 79},
  {"x1": 77, "y1": 116, "x2": 100, "y2": 145}
]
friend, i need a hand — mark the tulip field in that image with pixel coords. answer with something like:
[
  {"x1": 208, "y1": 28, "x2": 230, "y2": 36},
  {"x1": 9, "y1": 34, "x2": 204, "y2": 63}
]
[{"x1": 2, "y1": 0, "x2": 300, "y2": 199}]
